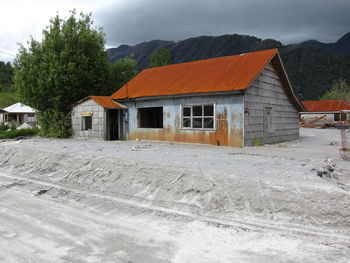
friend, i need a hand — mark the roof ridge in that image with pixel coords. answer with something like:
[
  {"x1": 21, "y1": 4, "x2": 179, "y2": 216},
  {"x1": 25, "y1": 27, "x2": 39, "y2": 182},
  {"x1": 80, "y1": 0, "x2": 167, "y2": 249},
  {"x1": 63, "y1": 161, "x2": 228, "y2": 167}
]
[{"x1": 143, "y1": 48, "x2": 278, "y2": 72}]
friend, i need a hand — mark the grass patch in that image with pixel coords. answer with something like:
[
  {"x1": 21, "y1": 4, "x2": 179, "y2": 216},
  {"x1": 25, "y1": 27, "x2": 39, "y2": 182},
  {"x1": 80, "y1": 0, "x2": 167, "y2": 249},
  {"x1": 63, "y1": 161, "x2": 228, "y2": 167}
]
[
  {"x1": 0, "y1": 92, "x2": 20, "y2": 108},
  {"x1": 0, "y1": 128, "x2": 39, "y2": 139},
  {"x1": 253, "y1": 137, "x2": 262, "y2": 146}
]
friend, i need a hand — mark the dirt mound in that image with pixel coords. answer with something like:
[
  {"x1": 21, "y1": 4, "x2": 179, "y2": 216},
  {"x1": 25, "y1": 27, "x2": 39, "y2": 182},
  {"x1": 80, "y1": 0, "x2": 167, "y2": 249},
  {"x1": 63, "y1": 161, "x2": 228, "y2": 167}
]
[{"x1": 0, "y1": 142, "x2": 349, "y2": 237}]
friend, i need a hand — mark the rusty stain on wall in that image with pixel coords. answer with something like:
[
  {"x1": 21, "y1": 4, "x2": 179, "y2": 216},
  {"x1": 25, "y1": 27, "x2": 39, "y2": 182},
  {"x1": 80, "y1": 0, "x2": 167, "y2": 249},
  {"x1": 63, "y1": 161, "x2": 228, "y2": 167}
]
[{"x1": 127, "y1": 106, "x2": 243, "y2": 147}]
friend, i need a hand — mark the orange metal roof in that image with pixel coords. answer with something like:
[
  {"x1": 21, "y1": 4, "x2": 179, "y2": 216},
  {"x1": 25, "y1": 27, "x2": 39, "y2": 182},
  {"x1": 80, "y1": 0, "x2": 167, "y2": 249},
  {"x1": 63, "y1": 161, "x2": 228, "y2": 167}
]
[
  {"x1": 74, "y1": 96, "x2": 125, "y2": 109},
  {"x1": 111, "y1": 49, "x2": 278, "y2": 100},
  {"x1": 302, "y1": 100, "x2": 350, "y2": 112}
]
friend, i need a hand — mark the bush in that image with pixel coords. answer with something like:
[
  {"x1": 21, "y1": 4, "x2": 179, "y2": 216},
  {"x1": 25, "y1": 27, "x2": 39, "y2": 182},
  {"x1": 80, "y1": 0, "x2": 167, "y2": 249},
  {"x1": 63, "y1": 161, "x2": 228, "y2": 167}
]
[
  {"x1": 0, "y1": 123, "x2": 9, "y2": 131},
  {"x1": 0, "y1": 128, "x2": 39, "y2": 139},
  {"x1": 37, "y1": 110, "x2": 72, "y2": 138}
]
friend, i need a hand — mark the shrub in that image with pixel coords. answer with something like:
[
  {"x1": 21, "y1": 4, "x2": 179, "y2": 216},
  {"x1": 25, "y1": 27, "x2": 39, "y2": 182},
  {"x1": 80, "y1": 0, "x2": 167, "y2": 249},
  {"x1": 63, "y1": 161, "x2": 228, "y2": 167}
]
[
  {"x1": 0, "y1": 123, "x2": 9, "y2": 131},
  {"x1": 0, "y1": 128, "x2": 39, "y2": 139},
  {"x1": 37, "y1": 110, "x2": 72, "y2": 138}
]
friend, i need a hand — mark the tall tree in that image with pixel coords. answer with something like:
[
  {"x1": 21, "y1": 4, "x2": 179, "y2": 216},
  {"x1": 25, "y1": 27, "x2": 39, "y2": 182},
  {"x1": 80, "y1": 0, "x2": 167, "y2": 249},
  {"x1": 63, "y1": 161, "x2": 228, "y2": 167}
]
[
  {"x1": 110, "y1": 57, "x2": 136, "y2": 92},
  {"x1": 0, "y1": 61, "x2": 13, "y2": 91},
  {"x1": 149, "y1": 47, "x2": 171, "y2": 68},
  {"x1": 14, "y1": 11, "x2": 110, "y2": 137}
]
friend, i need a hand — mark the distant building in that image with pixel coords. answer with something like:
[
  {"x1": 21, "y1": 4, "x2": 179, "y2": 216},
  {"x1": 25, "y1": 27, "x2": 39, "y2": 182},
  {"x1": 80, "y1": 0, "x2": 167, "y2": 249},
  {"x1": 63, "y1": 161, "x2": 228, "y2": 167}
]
[
  {"x1": 300, "y1": 100, "x2": 350, "y2": 124},
  {"x1": 0, "y1": 102, "x2": 37, "y2": 125},
  {"x1": 72, "y1": 49, "x2": 304, "y2": 146}
]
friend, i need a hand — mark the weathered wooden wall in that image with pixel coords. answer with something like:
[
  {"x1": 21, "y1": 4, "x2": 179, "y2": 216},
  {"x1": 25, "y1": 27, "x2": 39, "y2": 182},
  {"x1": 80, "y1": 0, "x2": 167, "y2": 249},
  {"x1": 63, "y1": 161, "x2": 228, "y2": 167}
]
[
  {"x1": 122, "y1": 94, "x2": 244, "y2": 147},
  {"x1": 71, "y1": 99, "x2": 107, "y2": 140},
  {"x1": 244, "y1": 62, "x2": 299, "y2": 146}
]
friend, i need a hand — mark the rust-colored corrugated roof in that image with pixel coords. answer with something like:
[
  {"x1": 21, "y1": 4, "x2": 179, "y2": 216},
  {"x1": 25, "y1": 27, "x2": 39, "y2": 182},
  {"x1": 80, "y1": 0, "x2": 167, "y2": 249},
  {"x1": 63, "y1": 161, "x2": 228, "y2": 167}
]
[
  {"x1": 74, "y1": 96, "x2": 126, "y2": 109},
  {"x1": 302, "y1": 100, "x2": 350, "y2": 112},
  {"x1": 111, "y1": 49, "x2": 278, "y2": 100}
]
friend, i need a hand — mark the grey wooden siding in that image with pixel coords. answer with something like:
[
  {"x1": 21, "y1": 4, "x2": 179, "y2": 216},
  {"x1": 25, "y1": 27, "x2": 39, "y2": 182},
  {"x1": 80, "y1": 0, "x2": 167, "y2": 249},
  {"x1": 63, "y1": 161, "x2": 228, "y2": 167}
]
[
  {"x1": 244, "y1": 62, "x2": 299, "y2": 146},
  {"x1": 71, "y1": 99, "x2": 107, "y2": 140}
]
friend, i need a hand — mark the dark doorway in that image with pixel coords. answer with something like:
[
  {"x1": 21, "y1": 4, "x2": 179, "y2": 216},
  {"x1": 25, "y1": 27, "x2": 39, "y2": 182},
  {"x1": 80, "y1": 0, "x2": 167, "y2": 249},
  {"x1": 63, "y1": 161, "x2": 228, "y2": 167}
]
[{"x1": 107, "y1": 109, "x2": 119, "y2": 140}]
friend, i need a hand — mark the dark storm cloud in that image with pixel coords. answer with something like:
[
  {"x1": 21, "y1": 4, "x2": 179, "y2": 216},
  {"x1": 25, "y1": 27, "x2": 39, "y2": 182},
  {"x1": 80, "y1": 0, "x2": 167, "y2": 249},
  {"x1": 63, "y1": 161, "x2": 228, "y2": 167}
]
[{"x1": 96, "y1": 0, "x2": 350, "y2": 47}]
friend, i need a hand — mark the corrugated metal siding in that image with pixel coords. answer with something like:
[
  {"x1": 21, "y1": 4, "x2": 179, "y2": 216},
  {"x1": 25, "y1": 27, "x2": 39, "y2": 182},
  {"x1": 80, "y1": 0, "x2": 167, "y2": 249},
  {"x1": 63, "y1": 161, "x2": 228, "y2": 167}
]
[
  {"x1": 121, "y1": 94, "x2": 244, "y2": 147},
  {"x1": 244, "y1": 62, "x2": 299, "y2": 146},
  {"x1": 111, "y1": 49, "x2": 277, "y2": 100}
]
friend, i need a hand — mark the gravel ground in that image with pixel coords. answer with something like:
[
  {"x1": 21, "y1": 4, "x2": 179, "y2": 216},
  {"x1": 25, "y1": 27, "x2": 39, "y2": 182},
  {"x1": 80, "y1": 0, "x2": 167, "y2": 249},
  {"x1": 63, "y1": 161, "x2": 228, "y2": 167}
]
[{"x1": 0, "y1": 128, "x2": 349, "y2": 262}]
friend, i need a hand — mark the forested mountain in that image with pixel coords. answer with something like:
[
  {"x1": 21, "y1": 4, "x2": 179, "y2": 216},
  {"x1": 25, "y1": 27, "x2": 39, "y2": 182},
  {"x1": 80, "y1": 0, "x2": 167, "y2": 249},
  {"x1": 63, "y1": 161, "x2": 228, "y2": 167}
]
[
  {"x1": 299, "y1": 32, "x2": 350, "y2": 55},
  {"x1": 107, "y1": 33, "x2": 350, "y2": 100}
]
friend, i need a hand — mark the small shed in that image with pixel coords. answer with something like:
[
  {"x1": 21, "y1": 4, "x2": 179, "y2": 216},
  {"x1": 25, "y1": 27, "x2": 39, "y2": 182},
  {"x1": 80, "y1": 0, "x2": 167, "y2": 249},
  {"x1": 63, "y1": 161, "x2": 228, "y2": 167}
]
[
  {"x1": 1, "y1": 102, "x2": 37, "y2": 124},
  {"x1": 300, "y1": 100, "x2": 350, "y2": 125},
  {"x1": 72, "y1": 96, "x2": 126, "y2": 140}
]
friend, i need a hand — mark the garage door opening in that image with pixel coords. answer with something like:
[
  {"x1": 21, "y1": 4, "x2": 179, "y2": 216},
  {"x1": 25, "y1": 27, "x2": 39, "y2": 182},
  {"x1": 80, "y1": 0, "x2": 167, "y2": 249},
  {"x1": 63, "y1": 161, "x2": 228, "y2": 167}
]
[{"x1": 138, "y1": 107, "x2": 163, "y2": 128}]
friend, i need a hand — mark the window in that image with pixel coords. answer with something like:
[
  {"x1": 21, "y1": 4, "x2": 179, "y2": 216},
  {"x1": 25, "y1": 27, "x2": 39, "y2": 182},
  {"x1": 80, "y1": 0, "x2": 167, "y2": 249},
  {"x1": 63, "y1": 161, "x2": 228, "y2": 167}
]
[
  {"x1": 263, "y1": 106, "x2": 273, "y2": 132},
  {"x1": 82, "y1": 116, "x2": 92, "y2": 130},
  {"x1": 334, "y1": 113, "x2": 347, "y2": 121},
  {"x1": 138, "y1": 107, "x2": 163, "y2": 128},
  {"x1": 181, "y1": 104, "x2": 215, "y2": 129}
]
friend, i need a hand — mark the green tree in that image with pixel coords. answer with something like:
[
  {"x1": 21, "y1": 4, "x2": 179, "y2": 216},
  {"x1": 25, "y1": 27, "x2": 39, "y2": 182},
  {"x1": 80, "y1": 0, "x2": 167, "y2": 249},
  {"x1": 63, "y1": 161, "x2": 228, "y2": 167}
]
[
  {"x1": 14, "y1": 11, "x2": 110, "y2": 137},
  {"x1": 110, "y1": 57, "x2": 136, "y2": 92},
  {"x1": 320, "y1": 79, "x2": 350, "y2": 102},
  {"x1": 149, "y1": 47, "x2": 171, "y2": 68},
  {"x1": 0, "y1": 61, "x2": 13, "y2": 91}
]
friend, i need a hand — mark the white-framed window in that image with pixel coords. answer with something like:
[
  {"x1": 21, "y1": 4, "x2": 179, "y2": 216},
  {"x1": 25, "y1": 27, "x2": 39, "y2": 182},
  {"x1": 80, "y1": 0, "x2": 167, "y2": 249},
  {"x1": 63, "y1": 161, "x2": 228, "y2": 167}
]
[
  {"x1": 181, "y1": 104, "x2": 215, "y2": 129},
  {"x1": 82, "y1": 116, "x2": 92, "y2": 130}
]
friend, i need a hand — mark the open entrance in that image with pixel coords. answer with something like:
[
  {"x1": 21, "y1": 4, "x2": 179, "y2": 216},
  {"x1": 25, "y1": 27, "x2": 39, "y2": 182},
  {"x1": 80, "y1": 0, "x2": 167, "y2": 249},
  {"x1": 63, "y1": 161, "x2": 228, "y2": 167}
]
[{"x1": 107, "y1": 109, "x2": 119, "y2": 140}]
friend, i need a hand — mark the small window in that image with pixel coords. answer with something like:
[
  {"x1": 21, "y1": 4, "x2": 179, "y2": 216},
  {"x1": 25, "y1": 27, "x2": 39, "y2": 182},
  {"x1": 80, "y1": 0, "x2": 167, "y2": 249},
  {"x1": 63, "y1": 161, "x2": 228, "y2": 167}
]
[
  {"x1": 264, "y1": 107, "x2": 273, "y2": 132},
  {"x1": 82, "y1": 116, "x2": 92, "y2": 130},
  {"x1": 334, "y1": 113, "x2": 347, "y2": 121},
  {"x1": 181, "y1": 104, "x2": 215, "y2": 129},
  {"x1": 138, "y1": 107, "x2": 163, "y2": 128}
]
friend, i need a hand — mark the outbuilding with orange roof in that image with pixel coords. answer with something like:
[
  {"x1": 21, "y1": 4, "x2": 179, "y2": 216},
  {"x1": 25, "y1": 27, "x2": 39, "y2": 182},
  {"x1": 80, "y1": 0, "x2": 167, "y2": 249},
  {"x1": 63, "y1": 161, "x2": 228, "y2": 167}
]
[
  {"x1": 300, "y1": 100, "x2": 350, "y2": 125},
  {"x1": 71, "y1": 96, "x2": 126, "y2": 140}
]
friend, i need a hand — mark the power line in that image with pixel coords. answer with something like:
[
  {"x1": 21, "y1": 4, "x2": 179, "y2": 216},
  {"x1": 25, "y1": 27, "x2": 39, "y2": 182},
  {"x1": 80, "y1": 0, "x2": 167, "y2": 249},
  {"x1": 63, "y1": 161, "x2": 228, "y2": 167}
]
[{"x1": 0, "y1": 50, "x2": 16, "y2": 57}]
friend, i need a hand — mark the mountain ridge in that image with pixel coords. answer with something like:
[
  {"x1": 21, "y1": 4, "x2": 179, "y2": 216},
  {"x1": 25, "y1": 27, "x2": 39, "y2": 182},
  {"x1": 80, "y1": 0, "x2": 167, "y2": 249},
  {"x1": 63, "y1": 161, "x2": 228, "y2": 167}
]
[
  {"x1": 107, "y1": 33, "x2": 350, "y2": 100},
  {"x1": 299, "y1": 32, "x2": 350, "y2": 55}
]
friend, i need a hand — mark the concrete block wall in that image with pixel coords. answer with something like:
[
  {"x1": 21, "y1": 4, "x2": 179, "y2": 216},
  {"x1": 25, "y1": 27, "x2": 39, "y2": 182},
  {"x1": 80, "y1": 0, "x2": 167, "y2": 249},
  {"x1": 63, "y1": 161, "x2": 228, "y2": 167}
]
[{"x1": 71, "y1": 99, "x2": 106, "y2": 140}]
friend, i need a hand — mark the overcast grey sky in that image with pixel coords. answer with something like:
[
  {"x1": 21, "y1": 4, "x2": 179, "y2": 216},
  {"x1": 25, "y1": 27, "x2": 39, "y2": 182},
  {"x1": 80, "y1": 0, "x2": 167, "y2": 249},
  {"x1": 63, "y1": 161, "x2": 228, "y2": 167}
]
[{"x1": 1, "y1": 0, "x2": 349, "y2": 62}]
